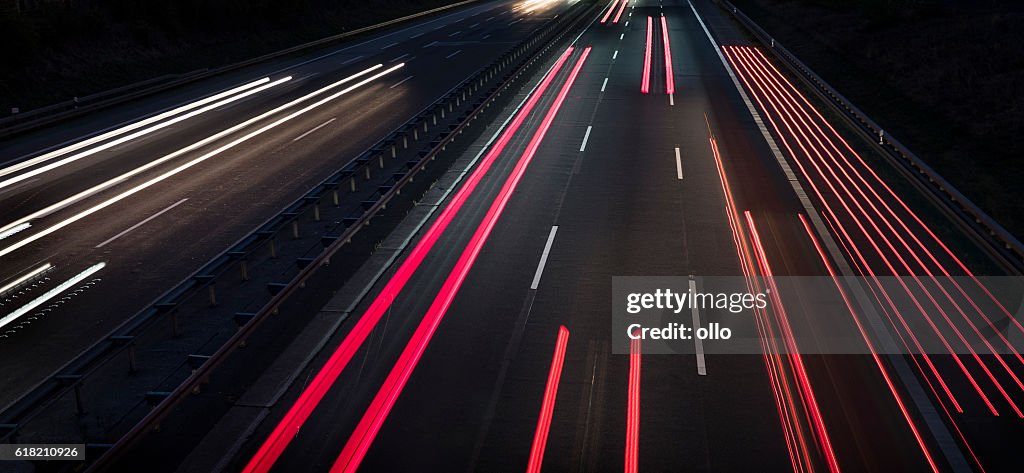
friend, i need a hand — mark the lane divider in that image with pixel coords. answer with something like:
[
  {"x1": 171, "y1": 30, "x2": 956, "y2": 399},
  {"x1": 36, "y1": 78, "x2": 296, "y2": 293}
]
[{"x1": 329, "y1": 47, "x2": 593, "y2": 473}]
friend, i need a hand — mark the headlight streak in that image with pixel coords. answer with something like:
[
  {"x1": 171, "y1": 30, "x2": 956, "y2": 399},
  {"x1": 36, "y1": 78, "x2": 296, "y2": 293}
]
[
  {"x1": 0, "y1": 64, "x2": 398, "y2": 259},
  {"x1": 0, "y1": 222, "x2": 30, "y2": 241},
  {"x1": 0, "y1": 262, "x2": 104, "y2": 331},
  {"x1": 0, "y1": 78, "x2": 272, "y2": 178},
  {"x1": 0, "y1": 77, "x2": 290, "y2": 191},
  {"x1": 0, "y1": 263, "x2": 51, "y2": 296}
]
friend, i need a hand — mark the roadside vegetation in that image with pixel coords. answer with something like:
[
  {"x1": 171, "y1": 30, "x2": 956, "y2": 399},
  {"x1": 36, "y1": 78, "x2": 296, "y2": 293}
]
[
  {"x1": 730, "y1": 0, "x2": 1024, "y2": 238},
  {"x1": 0, "y1": 0, "x2": 458, "y2": 112}
]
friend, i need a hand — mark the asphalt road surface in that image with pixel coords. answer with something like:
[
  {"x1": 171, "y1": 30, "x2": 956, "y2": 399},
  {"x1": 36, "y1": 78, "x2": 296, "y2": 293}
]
[
  {"x1": 0, "y1": 0, "x2": 577, "y2": 410},
  {"x1": 213, "y1": 1, "x2": 1024, "y2": 472}
]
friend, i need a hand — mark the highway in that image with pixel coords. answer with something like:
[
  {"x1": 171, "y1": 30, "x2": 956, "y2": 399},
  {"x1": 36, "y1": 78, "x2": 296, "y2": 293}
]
[
  {"x1": 152, "y1": 0, "x2": 1021, "y2": 472},
  {"x1": 3, "y1": 0, "x2": 1022, "y2": 472},
  {"x1": 0, "y1": 0, "x2": 577, "y2": 410}
]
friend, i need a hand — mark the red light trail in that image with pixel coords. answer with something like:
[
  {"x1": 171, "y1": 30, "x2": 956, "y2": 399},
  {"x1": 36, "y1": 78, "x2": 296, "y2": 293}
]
[
  {"x1": 330, "y1": 47, "x2": 593, "y2": 473},
  {"x1": 660, "y1": 16, "x2": 674, "y2": 95},
  {"x1": 641, "y1": 16, "x2": 652, "y2": 94},
  {"x1": 600, "y1": 0, "x2": 619, "y2": 24},
  {"x1": 241, "y1": 46, "x2": 577, "y2": 473},
  {"x1": 625, "y1": 337, "x2": 641, "y2": 473}
]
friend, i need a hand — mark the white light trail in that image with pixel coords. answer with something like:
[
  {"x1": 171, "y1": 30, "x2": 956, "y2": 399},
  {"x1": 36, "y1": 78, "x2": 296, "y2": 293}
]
[
  {"x1": 0, "y1": 64, "x2": 403, "y2": 259},
  {"x1": 0, "y1": 77, "x2": 293, "y2": 191},
  {"x1": 0, "y1": 65, "x2": 385, "y2": 237},
  {"x1": 0, "y1": 263, "x2": 51, "y2": 296},
  {"x1": 0, "y1": 262, "x2": 103, "y2": 330}
]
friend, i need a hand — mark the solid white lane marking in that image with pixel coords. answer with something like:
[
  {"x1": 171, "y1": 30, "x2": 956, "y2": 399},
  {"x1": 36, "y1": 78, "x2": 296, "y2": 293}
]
[
  {"x1": 96, "y1": 198, "x2": 188, "y2": 248},
  {"x1": 613, "y1": 50, "x2": 619, "y2": 60},
  {"x1": 292, "y1": 118, "x2": 337, "y2": 141},
  {"x1": 389, "y1": 76, "x2": 415, "y2": 89},
  {"x1": 689, "y1": 278, "x2": 707, "y2": 375},
  {"x1": 446, "y1": 50, "x2": 463, "y2": 59},
  {"x1": 601, "y1": 77, "x2": 609, "y2": 92},
  {"x1": 580, "y1": 126, "x2": 593, "y2": 152},
  {"x1": 675, "y1": 147, "x2": 684, "y2": 179},
  {"x1": 0, "y1": 262, "x2": 105, "y2": 330},
  {"x1": 531, "y1": 226, "x2": 559, "y2": 290},
  {"x1": 0, "y1": 263, "x2": 50, "y2": 296}
]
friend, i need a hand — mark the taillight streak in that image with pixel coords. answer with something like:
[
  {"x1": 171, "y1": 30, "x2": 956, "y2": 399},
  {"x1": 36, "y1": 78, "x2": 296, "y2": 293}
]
[
  {"x1": 612, "y1": 0, "x2": 629, "y2": 23},
  {"x1": 723, "y1": 46, "x2": 1004, "y2": 415},
  {"x1": 641, "y1": 17, "x2": 653, "y2": 94},
  {"x1": 328, "y1": 47, "x2": 592, "y2": 473},
  {"x1": 241, "y1": 48, "x2": 574, "y2": 473},
  {"x1": 732, "y1": 47, "x2": 1024, "y2": 413},
  {"x1": 745, "y1": 211, "x2": 842, "y2": 473},
  {"x1": 660, "y1": 16, "x2": 674, "y2": 95},
  {"x1": 526, "y1": 326, "x2": 570, "y2": 473},
  {"x1": 600, "y1": 0, "x2": 619, "y2": 24},
  {"x1": 625, "y1": 337, "x2": 641, "y2": 473},
  {"x1": 749, "y1": 48, "x2": 1024, "y2": 345},
  {"x1": 744, "y1": 48, "x2": 1024, "y2": 374},
  {"x1": 799, "y1": 214, "x2": 940, "y2": 472},
  {"x1": 706, "y1": 127, "x2": 814, "y2": 472}
]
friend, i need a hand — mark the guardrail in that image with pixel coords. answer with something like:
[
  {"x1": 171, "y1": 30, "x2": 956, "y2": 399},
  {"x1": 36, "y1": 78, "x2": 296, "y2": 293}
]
[
  {"x1": 718, "y1": 0, "x2": 1024, "y2": 274},
  {"x1": 0, "y1": 2, "x2": 595, "y2": 471},
  {"x1": 0, "y1": 0, "x2": 480, "y2": 139}
]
